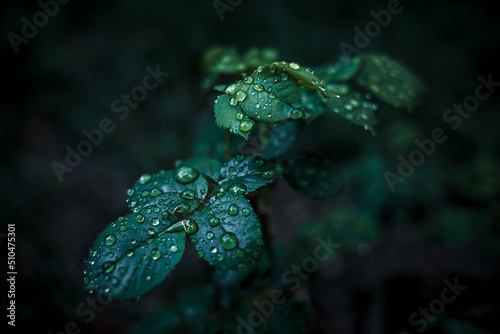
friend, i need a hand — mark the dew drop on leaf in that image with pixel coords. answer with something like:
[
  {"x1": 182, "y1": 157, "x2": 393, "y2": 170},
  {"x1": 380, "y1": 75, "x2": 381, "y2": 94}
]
[
  {"x1": 182, "y1": 219, "x2": 199, "y2": 235},
  {"x1": 139, "y1": 174, "x2": 152, "y2": 184},
  {"x1": 220, "y1": 232, "x2": 238, "y2": 250},
  {"x1": 228, "y1": 183, "x2": 247, "y2": 195},
  {"x1": 239, "y1": 120, "x2": 253, "y2": 132},
  {"x1": 262, "y1": 170, "x2": 275, "y2": 180},
  {"x1": 103, "y1": 261, "x2": 116, "y2": 273},
  {"x1": 180, "y1": 189, "x2": 195, "y2": 200},
  {"x1": 174, "y1": 166, "x2": 199, "y2": 184},
  {"x1": 228, "y1": 204, "x2": 239, "y2": 216},
  {"x1": 209, "y1": 217, "x2": 220, "y2": 227},
  {"x1": 104, "y1": 234, "x2": 116, "y2": 246},
  {"x1": 151, "y1": 248, "x2": 162, "y2": 260}
]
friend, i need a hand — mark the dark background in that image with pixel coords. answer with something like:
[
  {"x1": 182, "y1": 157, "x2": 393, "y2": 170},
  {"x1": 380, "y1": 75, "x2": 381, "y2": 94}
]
[{"x1": 2, "y1": 0, "x2": 500, "y2": 333}]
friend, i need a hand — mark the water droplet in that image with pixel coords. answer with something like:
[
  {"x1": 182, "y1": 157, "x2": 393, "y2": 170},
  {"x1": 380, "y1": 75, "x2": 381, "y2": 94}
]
[
  {"x1": 230, "y1": 97, "x2": 238, "y2": 106},
  {"x1": 150, "y1": 187, "x2": 162, "y2": 197},
  {"x1": 174, "y1": 202, "x2": 190, "y2": 213},
  {"x1": 103, "y1": 261, "x2": 116, "y2": 273},
  {"x1": 289, "y1": 62, "x2": 300, "y2": 70},
  {"x1": 151, "y1": 248, "x2": 162, "y2": 260},
  {"x1": 255, "y1": 103, "x2": 261, "y2": 109},
  {"x1": 241, "y1": 207, "x2": 250, "y2": 216},
  {"x1": 83, "y1": 276, "x2": 90, "y2": 285},
  {"x1": 228, "y1": 204, "x2": 239, "y2": 216},
  {"x1": 136, "y1": 214, "x2": 145, "y2": 223},
  {"x1": 220, "y1": 232, "x2": 238, "y2": 250},
  {"x1": 105, "y1": 234, "x2": 116, "y2": 246},
  {"x1": 281, "y1": 73, "x2": 288, "y2": 81},
  {"x1": 239, "y1": 120, "x2": 253, "y2": 132},
  {"x1": 290, "y1": 109, "x2": 304, "y2": 119},
  {"x1": 170, "y1": 245, "x2": 179, "y2": 253},
  {"x1": 262, "y1": 170, "x2": 275, "y2": 179},
  {"x1": 127, "y1": 189, "x2": 135, "y2": 197},
  {"x1": 211, "y1": 247, "x2": 218, "y2": 253},
  {"x1": 190, "y1": 238, "x2": 198, "y2": 245},
  {"x1": 228, "y1": 183, "x2": 247, "y2": 195},
  {"x1": 139, "y1": 174, "x2": 152, "y2": 184},
  {"x1": 180, "y1": 189, "x2": 195, "y2": 200},
  {"x1": 126, "y1": 249, "x2": 134, "y2": 257},
  {"x1": 207, "y1": 231, "x2": 214, "y2": 240},
  {"x1": 235, "y1": 90, "x2": 247, "y2": 102},
  {"x1": 256, "y1": 238, "x2": 263, "y2": 245},
  {"x1": 182, "y1": 219, "x2": 199, "y2": 234},
  {"x1": 148, "y1": 228, "x2": 156, "y2": 235},
  {"x1": 269, "y1": 92, "x2": 277, "y2": 99},
  {"x1": 253, "y1": 83, "x2": 264, "y2": 92},
  {"x1": 112, "y1": 277, "x2": 119, "y2": 285},
  {"x1": 174, "y1": 166, "x2": 199, "y2": 184},
  {"x1": 236, "y1": 112, "x2": 244, "y2": 120},
  {"x1": 197, "y1": 250, "x2": 205, "y2": 257},
  {"x1": 243, "y1": 76, "x2": 253, "y2": 84},
  {"x1": 225, "y1": 84, "x2": 237, "y2": 95},
  {"x1": 209, "y1": 217, "x2": 220, "y2": 227},
  {"x1": 236, "y1": 249, "x2": 245, "y2": 257},
  {"x1": 119, "y1": 225, "x2": 127, "y2": 232},
  {"x1": 237, "y1": 263, "x2": 248, "y2": 271},
  {"x1": 152, "y1": 218, "x2": 160, "y2": 226}
]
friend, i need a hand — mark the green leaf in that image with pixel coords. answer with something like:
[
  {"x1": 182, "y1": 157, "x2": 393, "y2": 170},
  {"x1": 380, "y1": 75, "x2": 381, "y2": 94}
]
[
  {"x1": 324, "y1": 83, "x2": 379, "y2": 133},
  {"x1": 262, "y1": 122, "x2": 299, "y2": 159},
  {"x1": 301, "y1": 89, "x2": 326, "y2": 123},
  {"x1": 218, "y1": 155, "x2": 277, "y2": 194},
  {"x1": 84, "y1": 207, "x2": 186, "y2": 300},
  {"x1": 214, "y1": 94, "x2": 255, "y2": 140},
  {"x1": 273, "y1": 61, "x2": 339, "y2": 99},
  {"x1": 213, "y1": 64, "x2": 305, "y2": 139},
  {"x1": 266, "y1": 299, "x2": 311, "y2": 334},
  {"x1": 354, "y1": 53, "x2": 425, "y2": 109},
  {"x1": 316, "y1": 56, "x2": 362, "y2": 82},
  {"x1": 188, "y1": 193, "x2": 262, "y2": 271},
  {"x1": 178, "y1": 156, "x2": 222, "y2": 182},
  {"x1": 126, "y1": 169, "x2": 208, "y2": 215},
  {"x1": 202, "y1": 46, "x2": 279, "y2": 88},
  {"x1": 283, "y1": 153, "x2": 344, "y2": 200}
]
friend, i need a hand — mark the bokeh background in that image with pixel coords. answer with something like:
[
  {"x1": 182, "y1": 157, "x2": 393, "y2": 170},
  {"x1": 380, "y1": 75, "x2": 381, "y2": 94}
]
[{"x1": 2, "y1": 0, "x2": 500, "y2": 333}]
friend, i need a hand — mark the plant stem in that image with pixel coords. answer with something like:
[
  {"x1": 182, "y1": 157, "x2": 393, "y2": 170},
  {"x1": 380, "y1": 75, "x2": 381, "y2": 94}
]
[{"x1": 224, "y1": 129, "x2": 232, "y2": 161}]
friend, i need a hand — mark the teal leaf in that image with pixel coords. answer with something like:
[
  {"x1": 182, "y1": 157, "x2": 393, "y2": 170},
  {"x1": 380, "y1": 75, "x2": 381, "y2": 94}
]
[
  {"x1": 301, "y1": 89, "x2": 327, "y2": 123},
  {"x1": 214, "y1": 93, "x2": 255, "y2": 140},
  {"x1": 266, "y1": 299, "x2": 311, "y2": 334},
  {"x1": 202, "y1": 46, "x2": 279, "y2": 88},
  {"x1": 84, "y1": 207, "x2": 186, "y2": 300},
  {"x1": 262, "y1": 122, "x2": 299, "y2": 159},
  {"x1": 316, "y1": 56, "x2": 362, "y2": 82},
  {"x1": 178, "y1": 156, "x2": 222, "y2": 182},
  {"x1": 324, "y1": 83, "x2": 379, "y2": 133},
  {"x1": 188, "y1": 193, "x2": 262, "y2": 271},
  {"x1": 126, "y1": 169, "x2": 208, "y2": 215},
  {"x1": 354, "y1": 53, "x2": 425, "y2": 109},
  {"x1": 283, "y1": 153, "x2": 344, "y2": 200},
  {"x1": 273, "y1": 61, "x2": 340, "y2": 99},
  {"x1": 218, "y1": 155, "x2": 277, "y2": 194}
]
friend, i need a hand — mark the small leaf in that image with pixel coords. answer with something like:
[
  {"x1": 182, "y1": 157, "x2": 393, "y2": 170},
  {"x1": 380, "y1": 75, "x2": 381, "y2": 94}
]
[
  {"x1": 316, "y1": 56, "x2": 362, "y2": 82},
  {"x1": 283, "y1": 153, "x2": 344, "y2": 200},
  {"x1": 126, "y1": 169, "x2": 208, "y2": 215},
  {"x1": 301, "y1": 89, "x2": 326, "y2": 123},
  {"x1": 324, "y1": 83, "x2": 378, "y2": 133},
  {"x1": 354, "y1": 53, "x2": 425, "y2": 108},
  {"x1": 218, "y1": 155, "x2": 277, "y2": 194},
  {"x1": 202, "y1": 46, "x2": 278, "y2": 88},
  {"x1": 188, "y1": 193, "x2": 262, "y2": 271},
  {"x1": 178, "y1": 156, "x2": 222, "y2": 182},
  {"x1": 214, "y1": 94, "x2": 255, "y2": 140},
  {"x1": 84, "y1": 207, "x2": 186, "y2": 300},
  {"x1": 262, "y1": 122, "x2": 300, "y2": 159},
  {"x1": 273, "y1": 61, "x2": 339, "y2": 99},
  {"x1": 266, "y1": 299, "x2": 311, "y2": 334}
]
